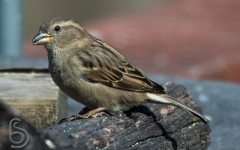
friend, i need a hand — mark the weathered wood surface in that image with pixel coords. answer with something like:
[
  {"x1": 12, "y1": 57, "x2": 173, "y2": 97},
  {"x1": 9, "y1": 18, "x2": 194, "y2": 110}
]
[
  {"x1": 42, "y1": 82, "x2": 211, "y2": 150},
  {"x1": 0, "y1": 69, "x2": 67, "y2": 129}
]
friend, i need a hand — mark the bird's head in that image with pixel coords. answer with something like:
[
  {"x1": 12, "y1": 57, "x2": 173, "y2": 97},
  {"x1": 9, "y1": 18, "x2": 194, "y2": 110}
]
[{"x1": 32, "y1": 18, "x2": 89, "y2": 51}]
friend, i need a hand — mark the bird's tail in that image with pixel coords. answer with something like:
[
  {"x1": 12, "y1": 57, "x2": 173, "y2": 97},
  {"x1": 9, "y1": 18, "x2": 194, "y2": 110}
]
[{"x1": 146, "y1": 93, "x2": 209, "y2": 122}]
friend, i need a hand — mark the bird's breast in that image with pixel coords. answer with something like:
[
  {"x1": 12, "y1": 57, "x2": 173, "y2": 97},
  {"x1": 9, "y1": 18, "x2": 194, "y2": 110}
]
[{"x1": 48, "y1": 51, "x2": 72, "y2": 87}]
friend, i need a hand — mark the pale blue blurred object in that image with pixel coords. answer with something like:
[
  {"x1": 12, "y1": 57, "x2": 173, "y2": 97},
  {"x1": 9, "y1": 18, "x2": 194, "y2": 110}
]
[{"x1": 0, "y1": 0, "x2": 22, "y2": 57}]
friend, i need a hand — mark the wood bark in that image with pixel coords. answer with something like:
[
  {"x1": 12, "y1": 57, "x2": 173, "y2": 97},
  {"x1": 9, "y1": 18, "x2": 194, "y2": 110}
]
[{"x1": 42, "y1": 82, "x2": 211, "y2": 150}]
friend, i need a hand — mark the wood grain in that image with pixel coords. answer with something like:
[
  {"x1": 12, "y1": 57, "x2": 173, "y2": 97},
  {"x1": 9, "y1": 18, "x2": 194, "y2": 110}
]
[{"x1": 0, "y1": 71, "x2": 67, "y2": 128}]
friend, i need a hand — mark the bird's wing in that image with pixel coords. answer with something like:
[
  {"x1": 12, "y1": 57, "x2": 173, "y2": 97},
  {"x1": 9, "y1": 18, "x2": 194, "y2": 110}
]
[{"x1": 78, "y1": 39, "x2": 165, "y2": 94}]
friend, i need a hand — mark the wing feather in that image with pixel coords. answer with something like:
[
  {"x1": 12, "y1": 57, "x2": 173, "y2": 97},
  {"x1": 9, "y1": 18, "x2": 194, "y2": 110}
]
[{"x1": 78, "y1": 38, "x2": 165, "y2": 94}]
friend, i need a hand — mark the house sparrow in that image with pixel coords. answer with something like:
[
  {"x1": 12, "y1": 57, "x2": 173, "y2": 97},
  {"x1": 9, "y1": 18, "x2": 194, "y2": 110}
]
[{"x1": 32, "y1": 18, "x2": 208, "y2": 122}]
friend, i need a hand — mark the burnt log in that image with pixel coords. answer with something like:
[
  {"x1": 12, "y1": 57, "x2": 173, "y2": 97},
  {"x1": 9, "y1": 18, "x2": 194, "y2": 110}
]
[{"x1": 43, "y1": 82, "x2": 211, "y2": 150}]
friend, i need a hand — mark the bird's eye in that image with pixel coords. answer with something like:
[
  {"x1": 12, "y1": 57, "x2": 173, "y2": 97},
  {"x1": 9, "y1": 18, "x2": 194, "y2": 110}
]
[{"x1": 54, "y1": 26, "x2": 60, "y2": 31}]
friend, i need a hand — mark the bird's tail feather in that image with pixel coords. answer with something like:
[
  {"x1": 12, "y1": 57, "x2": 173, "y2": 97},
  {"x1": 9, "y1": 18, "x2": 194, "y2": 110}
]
[{"x1": 146, "y1": 93, "x2": 209, "y2": 122}]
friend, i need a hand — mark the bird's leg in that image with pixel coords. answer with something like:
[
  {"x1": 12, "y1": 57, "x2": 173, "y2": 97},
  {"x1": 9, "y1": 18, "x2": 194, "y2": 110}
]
[{"x1": 69, "y1": 107, "x2": 106, "y2": 121}]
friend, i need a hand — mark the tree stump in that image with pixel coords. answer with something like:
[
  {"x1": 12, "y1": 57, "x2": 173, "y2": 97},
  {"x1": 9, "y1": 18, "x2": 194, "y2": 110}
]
[{"x1": 42, "y1": 82, "x2": 211, "y2": 150}]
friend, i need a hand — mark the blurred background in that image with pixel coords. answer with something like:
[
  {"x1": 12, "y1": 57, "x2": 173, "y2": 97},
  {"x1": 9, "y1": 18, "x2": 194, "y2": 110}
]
[{"x1": 0, "y1": 0, "x2": 240, "y2": 83}]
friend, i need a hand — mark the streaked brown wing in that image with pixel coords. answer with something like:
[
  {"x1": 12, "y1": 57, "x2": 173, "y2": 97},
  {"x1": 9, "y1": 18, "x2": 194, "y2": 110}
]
[{"x1": 78, "y1": 39, "x2": 165, "y2": 94}]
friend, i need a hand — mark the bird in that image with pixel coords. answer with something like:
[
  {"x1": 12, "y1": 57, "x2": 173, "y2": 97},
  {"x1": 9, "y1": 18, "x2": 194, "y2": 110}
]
[{"x1": 32, "y1": 18, "x2": 208, "y2": 122}]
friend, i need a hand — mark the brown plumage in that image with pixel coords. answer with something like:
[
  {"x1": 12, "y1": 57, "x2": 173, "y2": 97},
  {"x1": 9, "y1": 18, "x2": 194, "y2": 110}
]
[{"x1": 32, "y1": 18, "x2": 208, "y2": 122}]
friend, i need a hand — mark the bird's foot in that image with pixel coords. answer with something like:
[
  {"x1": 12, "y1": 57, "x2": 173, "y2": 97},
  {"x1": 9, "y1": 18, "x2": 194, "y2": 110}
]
[{"x1": 58, "y1": 107, "x2": 106, "y2": 123}]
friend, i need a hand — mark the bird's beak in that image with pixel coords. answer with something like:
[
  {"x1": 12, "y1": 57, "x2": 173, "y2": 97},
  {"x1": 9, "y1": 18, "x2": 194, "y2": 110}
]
[{"x1": 32, "y1": 32, "x2": 53, "y2": 45}]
